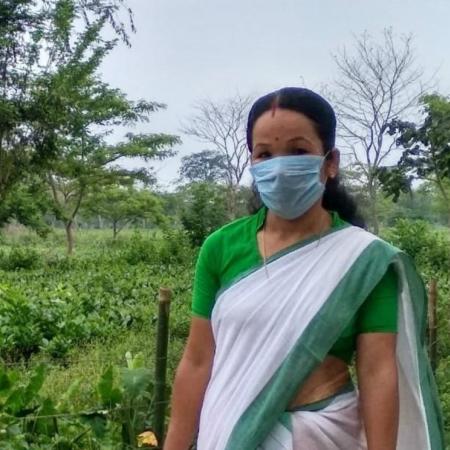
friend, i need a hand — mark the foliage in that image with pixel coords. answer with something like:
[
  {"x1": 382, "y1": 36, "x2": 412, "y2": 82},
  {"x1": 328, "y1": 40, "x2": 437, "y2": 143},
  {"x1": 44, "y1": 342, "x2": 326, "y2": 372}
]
[
  {"x1": 383, "y1": 219, "x2": 450, "y2": 440},
  {"x1": 0, "y1": 353, "x2": 156, "y2": 449},
  {"x1": 42, "y1": 19, "x2": 179, "y2": 253},
  {"x1": 379, "y1": 94, "x2": 450, "y2": 221},
  {"x1": 0, "y1": 246, "x2": 42, "y2": 271},
  {"x1": 180, "y1": 182, "x2": 228, "y2": 246},
  {"x1": 0, "y1": 0, "x2": 179, "y2": 248},
  {"x1": 0, "y1": 177, "x2": 52, "y2": 235},
  {"x1": 382, "y1": 218, "x2": 450, "y2": 276},
  {"x1": 0, "y1": 234, "x2": 193, "y2": 362},
  {"x1": 351, "y1": 183, "x2": 450, "y2": 228},
  {"x1": 84, "y1": 186, "x2": 167, "y2": 238},
  {"x1": 119, "y1": 229, "x2": 193, "y2": 267},
  {"x1": 0, "y1": 228, "x2": 194, "y2": 447},
  {"x1": 178, "y1": 150, "x2": 228, "y2": 184},
  {"x1": 0, "y1": 0, "x2": 135, "y2": 206},
  {"x1": 382, "y1": 218, "x2": 450, "y2": 357},
  {"x1": 435, "y1": 357, "x2": 450, "y2": 445}
]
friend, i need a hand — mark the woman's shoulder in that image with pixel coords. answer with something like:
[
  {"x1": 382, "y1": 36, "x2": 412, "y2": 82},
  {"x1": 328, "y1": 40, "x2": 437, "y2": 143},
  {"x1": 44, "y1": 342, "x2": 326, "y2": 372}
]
[
  {"x1": 332, "y1": 218, "x2": 402, "y2": 260},
  {"x1": 202, "y1": 209, "x2": 263, "y2": 250}
]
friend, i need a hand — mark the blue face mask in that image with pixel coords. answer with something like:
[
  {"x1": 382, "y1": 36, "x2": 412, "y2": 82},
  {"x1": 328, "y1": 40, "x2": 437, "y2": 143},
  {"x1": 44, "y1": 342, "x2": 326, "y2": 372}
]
[{"x1": 249, "y1": 155, "x2": 326, "y2": 220}]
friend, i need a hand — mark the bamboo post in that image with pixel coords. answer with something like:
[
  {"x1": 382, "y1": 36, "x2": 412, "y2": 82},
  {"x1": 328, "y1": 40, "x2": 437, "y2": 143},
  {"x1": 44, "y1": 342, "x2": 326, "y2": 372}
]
[
  {"x1": 428, "y1": 279, "x2": 438, "y2": 373},
  {"x1": 153, "y1": 287, "x2": 172, "y2": 448}
]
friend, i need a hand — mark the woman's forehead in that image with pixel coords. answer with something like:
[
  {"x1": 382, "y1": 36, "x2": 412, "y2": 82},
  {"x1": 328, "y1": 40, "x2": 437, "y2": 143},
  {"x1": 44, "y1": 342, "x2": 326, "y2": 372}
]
[{"x1": 252, "y1": 108, "x2": 321, "y2": 144}]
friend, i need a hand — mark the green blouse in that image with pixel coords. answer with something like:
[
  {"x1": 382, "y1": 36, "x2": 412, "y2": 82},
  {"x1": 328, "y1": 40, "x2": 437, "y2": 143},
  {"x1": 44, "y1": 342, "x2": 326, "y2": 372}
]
[{"x1": 191, "y1": 208, "x2": 398, "y2": 364}]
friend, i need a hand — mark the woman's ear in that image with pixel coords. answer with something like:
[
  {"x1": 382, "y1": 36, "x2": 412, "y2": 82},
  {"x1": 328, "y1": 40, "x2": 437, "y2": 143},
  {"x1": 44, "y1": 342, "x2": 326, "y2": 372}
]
[{"x1": 327, "y1": 148, "x2": 340, "y2": 179}]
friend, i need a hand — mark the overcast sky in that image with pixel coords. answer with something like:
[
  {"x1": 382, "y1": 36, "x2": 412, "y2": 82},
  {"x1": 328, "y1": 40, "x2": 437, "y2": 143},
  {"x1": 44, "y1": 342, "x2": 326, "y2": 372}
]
[{"x1": 100, "y1": 0, "x2": 450, "y2": 190}]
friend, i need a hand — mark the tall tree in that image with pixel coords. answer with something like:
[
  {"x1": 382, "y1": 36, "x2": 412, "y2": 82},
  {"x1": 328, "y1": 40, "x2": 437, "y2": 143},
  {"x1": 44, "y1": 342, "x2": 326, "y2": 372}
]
[
  {"x1": 378, "y1": 94, "x2": 450, "y2": 224},
  {"x1": 180, "y1": 182, "x2": 228, "y2": 246},
  {"x1": 0, "y1": 0, "x2": 135, "y2": 220},
  {"x1": 181, "y1": 94, "x2": 252, "y2": 217},
  {"x1": 178, "y1": 150, "x2": 228, "y2": 184},
  {"x1": 43, "y1": 21, "x2": 178, "y2": 254},
  {"x1": 47, "y1": 97, "x2": 178, "y2": 253},
  {"x1": 330, "y1": 29, "x2": 427, "y2": 233},
  {"x1": 84, "y1": 186, "x2": 165, "y2": 238}
]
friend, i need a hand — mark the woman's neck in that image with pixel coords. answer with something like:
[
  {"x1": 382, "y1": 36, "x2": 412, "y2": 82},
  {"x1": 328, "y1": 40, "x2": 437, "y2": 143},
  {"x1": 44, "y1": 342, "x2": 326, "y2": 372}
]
[{"x1": 264, "y1": 203, "x2": 332, "y2": 240}]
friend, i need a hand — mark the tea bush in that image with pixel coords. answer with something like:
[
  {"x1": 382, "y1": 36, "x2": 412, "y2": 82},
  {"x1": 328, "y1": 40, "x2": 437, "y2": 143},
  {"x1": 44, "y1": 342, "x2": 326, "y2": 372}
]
[{"x1": 0, "y1": 246, "x2": 42, "y2": 270}]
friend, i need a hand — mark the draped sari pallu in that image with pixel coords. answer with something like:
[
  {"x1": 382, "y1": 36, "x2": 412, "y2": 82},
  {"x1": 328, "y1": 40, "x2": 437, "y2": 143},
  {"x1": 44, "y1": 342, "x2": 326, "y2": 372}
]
[{"x1": 197, "y1": 226, "x2": 444, "y2": 450}]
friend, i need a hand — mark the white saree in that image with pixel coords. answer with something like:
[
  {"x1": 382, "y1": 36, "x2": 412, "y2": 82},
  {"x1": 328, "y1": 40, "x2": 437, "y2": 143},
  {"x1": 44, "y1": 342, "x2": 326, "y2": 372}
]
[{"x1": 196, "y1": 225, "x2": 443, "y2": 450}]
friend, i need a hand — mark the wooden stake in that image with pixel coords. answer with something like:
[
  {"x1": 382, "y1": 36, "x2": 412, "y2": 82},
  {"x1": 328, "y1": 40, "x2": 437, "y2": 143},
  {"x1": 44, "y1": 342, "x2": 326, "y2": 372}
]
[{"x1": 153, "y1": 287, "x2": 172, "y2": 448}]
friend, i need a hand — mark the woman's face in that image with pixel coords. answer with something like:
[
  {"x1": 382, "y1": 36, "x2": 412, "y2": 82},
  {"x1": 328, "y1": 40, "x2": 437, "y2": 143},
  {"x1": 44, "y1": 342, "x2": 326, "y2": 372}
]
[{"x1": 251, "y1": 108, "x2": 339, "y2": 180}]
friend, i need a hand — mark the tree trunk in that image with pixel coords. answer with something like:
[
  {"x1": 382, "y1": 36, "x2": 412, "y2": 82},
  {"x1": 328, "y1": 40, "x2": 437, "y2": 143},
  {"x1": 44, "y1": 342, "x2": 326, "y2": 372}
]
[
  {"x1": 368, "y1": 179, "x2": 379, "y2": 235},
  {"x1": 226, "y1": 184, "x2": 237, "y2": 219},
  {"x1": 65, "y1": 220, "x2": 75, "y2": 255},
  {"x1": 113, "y1": 221, "x2": 118, "y2": 240},
  {"x1": 434, "y1": 178, "x2": 450, "y2": 227}
]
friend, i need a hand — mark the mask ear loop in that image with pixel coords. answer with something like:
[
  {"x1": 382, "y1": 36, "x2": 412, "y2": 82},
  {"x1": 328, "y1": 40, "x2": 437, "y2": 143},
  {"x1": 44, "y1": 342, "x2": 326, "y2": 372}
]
[
  {"x1": 320, "y1": 150, "x2": 333, "y2": 187},
  {"x1": 316, "y1": 150, "x2": 334, "y2": 248}
]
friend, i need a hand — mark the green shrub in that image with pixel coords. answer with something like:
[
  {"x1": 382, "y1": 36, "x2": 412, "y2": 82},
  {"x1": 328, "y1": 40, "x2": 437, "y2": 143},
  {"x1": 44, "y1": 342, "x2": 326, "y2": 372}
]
[
  {"x1": 158, "y1": 228, "x2": 193, "y2": 265},
  {"x1": 180, "y1": 182, "x2": 228, "y2": 246},
  {"x1": 436, "y1": 356, "x2": 450, "y2": 445},
  {"x1": 382, "y1": 219, "x2": 450, "y2": 275},
  {"x1": 119, "y1": 231, "x2": 157, "y2": 265},
  {"x1": 0, "y1": 284, "x2": 43, "y2": 359},
  {"x1": 0, "y1": 246, "x2": 42, "y2": 270},
  {"x1": 0, "y1": 232, "x2": 195, "y2": 362}
]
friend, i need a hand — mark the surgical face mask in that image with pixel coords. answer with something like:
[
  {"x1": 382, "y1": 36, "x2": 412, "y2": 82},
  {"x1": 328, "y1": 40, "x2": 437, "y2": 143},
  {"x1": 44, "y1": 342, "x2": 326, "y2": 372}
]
[{"x1": 249, "y1": 154, "x2": 327, "y2": 220}]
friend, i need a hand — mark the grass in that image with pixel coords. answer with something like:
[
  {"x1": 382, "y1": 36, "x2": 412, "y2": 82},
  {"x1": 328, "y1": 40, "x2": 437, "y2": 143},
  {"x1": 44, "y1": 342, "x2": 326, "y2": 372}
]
[{"x1": 30, "y1": 327, "x2": 185, "y2": 413}]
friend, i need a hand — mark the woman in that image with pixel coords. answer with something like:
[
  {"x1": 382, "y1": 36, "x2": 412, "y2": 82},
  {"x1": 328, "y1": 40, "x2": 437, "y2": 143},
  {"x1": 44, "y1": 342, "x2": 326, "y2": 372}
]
[{"x1": 164, "y1": 87, "x2": 443, "y2": 450}]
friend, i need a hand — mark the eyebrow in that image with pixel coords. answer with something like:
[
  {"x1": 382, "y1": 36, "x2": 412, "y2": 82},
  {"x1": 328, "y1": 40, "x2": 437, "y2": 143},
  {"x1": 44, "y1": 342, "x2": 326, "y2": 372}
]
[
  {"x1": 253, "y1": 143, "x2": 270, "y2": 149},
  {"x1": 286, "y1": 136, "x2": 314, "y2": 146},
  {"x1": 253, "y1": 136, "x2": 314, "y2": 150}
]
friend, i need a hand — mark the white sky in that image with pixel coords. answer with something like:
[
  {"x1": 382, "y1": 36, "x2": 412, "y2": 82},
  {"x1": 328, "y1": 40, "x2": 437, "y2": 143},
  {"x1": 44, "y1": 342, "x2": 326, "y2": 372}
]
[{"x1": 100, "y1": 0, "x2": 450, "y2": 190}]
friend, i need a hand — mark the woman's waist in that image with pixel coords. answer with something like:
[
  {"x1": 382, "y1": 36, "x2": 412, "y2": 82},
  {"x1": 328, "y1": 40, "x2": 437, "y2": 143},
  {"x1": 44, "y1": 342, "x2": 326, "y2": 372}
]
[{"x1": 288, "y1": 355, "x2": 352, "y2": 410}]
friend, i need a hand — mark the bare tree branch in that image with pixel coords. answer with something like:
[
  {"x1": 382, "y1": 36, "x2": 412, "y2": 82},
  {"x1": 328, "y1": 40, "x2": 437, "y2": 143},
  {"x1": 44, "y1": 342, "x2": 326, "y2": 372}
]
[
  {"x1": 328, "y1": 28, "x2": 430, "y2": 232},
  {"x1": 181, "y1": 94, "x2": 252, "y2": 216}
]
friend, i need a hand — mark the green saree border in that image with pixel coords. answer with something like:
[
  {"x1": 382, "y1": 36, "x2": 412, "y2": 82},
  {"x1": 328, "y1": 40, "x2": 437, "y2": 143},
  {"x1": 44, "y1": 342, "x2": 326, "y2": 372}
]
[
  {"x1": 395, "y1": 254, "x2": 445, "y2": 450},
  {"x1": 224, "y1": 240, "x2": 444, "y2": 450}
]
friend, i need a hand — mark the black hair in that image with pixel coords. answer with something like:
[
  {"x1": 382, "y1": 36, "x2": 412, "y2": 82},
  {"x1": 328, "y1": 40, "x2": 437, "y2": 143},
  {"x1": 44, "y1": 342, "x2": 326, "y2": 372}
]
[{"x1": 246, "y1": 87, "x2": 365, "y2": 228}]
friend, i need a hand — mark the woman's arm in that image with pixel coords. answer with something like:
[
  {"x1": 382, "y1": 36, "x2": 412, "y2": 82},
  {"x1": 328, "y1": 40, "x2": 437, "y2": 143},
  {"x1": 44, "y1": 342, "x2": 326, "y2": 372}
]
[
  {"x1": 356, "y1": 333, "x2": 399, "y2": 450},
  {"x1": 164, "y1": 317, "x2": 215, "y2": 450}
]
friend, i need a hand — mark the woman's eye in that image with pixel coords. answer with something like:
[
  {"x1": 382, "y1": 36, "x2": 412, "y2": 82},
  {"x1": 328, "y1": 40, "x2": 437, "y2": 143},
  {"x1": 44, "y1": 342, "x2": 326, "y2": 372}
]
[
  {"x1": 258, "y1": 151, "x2": 271, "y2": 159},
  {"x1": 292, "y1": 148, "x2": 308, "y2": 155}
]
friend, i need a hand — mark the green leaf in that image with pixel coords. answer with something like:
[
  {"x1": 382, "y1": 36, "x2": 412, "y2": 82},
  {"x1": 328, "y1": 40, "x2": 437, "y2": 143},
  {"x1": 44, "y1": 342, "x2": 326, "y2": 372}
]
[
  {"x1": 120, "y1": 368, "x2": 152, "y2": 400},
  {"x1": 24, "y1": 364, "x2": 45, "y2": 401},
  {"x1": 0, "y1": 370, "x2": 11, "y2": 393},
  {"x1": 98, "y1": 366, "x2": 122, "y2": 406},
  {"x1": 79, "y1": 411, "x2": 108, "y2": 438}
]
